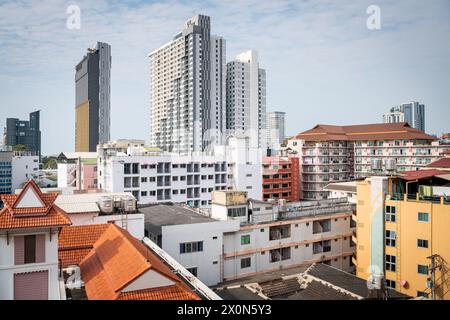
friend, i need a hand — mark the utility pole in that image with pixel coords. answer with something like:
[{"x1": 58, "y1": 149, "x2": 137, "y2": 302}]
[{"x1": 427, "y1": 254, "x2": 441, "y2": 300}]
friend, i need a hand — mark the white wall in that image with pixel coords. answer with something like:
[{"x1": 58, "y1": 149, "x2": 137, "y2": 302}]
[
  {"x1": 160, "y1": 220, "x2": 239, "y2": 286},
  {"x1": 11, "y1": 155, "x2": 39, "y2": 191},
  {"x1": 0, "y1": 229, "x2": 61, "y2": 300}
]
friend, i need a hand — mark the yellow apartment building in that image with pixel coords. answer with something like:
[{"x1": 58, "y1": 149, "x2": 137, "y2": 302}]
[{"x1": 354, "y1": 171, "x2": 450, "y2": 299}]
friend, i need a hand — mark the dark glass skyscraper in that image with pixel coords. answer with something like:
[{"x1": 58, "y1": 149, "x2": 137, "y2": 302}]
[{"x1": 4, "y1": 110, "x2": 41, "y2": 155}]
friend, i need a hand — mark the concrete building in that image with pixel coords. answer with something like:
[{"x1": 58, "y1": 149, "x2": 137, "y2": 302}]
[
  {"x1": 266, "y1": 111, "x2": 285, "y2": 155},
  {"x1": 0, "y1": 180, "x2": 71, "y2": 300},
  {"x1": 149, "y1": 15, "x2": 226, "y2": 154},
  {"x1": 57, "y1": 152, "x2": 98, "y2": 190},
  {"x1": 324, "y1": 181, "x2": 357, "y2": 204},
  {"x1": 4, "y1": 111, "x2": 41, "y2": 156},
  {"x1": 286, "y1": 123, "x2": 448, "y2": 200},
  {"x1": 354, "y1": 172, "x2": 450, "y2": 299},
  {"x1": 144, "y1": 191, "x2": 356, "y2": 286},
  {"x1": 383, "y1": 102, "x2": 425, "y2": 132},
  {"x1": 226, "y1": 50, "x2": 266, "y2": 151},
  {"x1": 75, "y1": 42, "x2": 111, "y2": 152},
  {"x1": 0, "y1": 151, "x2": 39, "y2": 196},
  {"x1": 97, "y1": 136, "x2": 262, "y2": 207},
  {"x1": 262, "y1": 156, "x2": 300, "y2": 202}
]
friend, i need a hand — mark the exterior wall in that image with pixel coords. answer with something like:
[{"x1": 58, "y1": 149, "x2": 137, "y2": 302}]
[
  {"x1": 80, "y1": 163, "x2": 97, "y2": 189},
  {"x1": 287, "y1": 137, "x2": 448, "y2": 200},
  {"x1": 222, "y1": 212, "x2": 355, "y2": 281},
  {"x1": 75, "y1": 101, "x2": 90, "y2": 152},
  {"x1": 11, "y1": 154, "x2": 39, "y2": 191},
  {"x1": 226, "y1": 50, "x2": 266, "y2": 150},
  {"x1": 262, "y1": 156, "x2": 300, "y2": 202},
  {"x1": 68, "y1": 213, "x2": 145, "y2": 239},
  {"x1": 355, "y1": 177, "x2": 450, "y2": 299},
  {"x1": 0, "y1": 229, "x2": 61, "y2": 300},
  {"x1": 160, "y1": 220, "x2": 240, "y2": 286}
]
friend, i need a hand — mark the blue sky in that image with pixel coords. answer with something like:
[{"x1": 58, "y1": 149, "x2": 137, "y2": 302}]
[{"x1": 0, "y1": 0, "x2": 449, "y2": 155}]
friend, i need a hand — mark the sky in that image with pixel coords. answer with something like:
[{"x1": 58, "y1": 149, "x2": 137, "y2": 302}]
[{"x1": 0, "y1": 0, "x2": 449, "y2": 155}]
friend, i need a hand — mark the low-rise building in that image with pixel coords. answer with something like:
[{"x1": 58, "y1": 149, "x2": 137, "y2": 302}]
[
  {"x1": 97, "y1": 136, "x2": 262, "y2": 207},
  {"x1": 286, "y1": 123, "x2": 449, "y2": 200},
  {"x1": 0, "y1": 180, "x2": 71, "y2": 300},
  {"x1": 0, "y1": 151, "x2": 39, "y2": 196},
  {"x1": 145, "y1": 191, "x2": 356, "y2": 286},
  {"x1": 57, "y1": 152, "x2": 98, "y2": 191},
  {"x1": 354, "y1": 172, "x2": 450, "y2": 299},
  {"x1": 262, "y1": 156, "x2": 300, "y2": 202}
]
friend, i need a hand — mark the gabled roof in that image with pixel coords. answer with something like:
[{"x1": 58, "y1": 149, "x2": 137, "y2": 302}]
[
  {"x1": 0, "y1": 180, "x2": 71, "y2": 230},
  {"x1": 295, "y1": 122, "x2": 436, "y2": 142},
  {"x1": 58, "y1": 224, "x2": 110, "y2": 268},
  {"x1": 79, "y1": 224, "x2": 200, "y2": 300},
  {"x1": 400, "y1": 169, "x2": 449, "y2": 181}
]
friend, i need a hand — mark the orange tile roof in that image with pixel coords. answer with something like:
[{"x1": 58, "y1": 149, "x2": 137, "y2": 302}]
[
  {"x1": 295, "y1": 123, "x2": 436, "y2": 142},
  {"x1": 58, "y1": 224, "x2": 110, "y2": 268},
  {"x1": 0, "y1": 180, "x2": 71, "y2": 230},
  {"x1": 80, "y1": 224, "x2": 200, "y2": 300},
  {"x1": 118, "y1": 285, "x2": 199, "y2": 300}
]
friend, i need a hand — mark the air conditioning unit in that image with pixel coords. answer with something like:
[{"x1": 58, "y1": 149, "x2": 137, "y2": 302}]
[{"x1": 371, "y1": 159, "x2": 383, "y2": 171}]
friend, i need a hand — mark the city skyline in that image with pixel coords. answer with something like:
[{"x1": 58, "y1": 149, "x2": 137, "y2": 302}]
[{"x1": 1, "y1": 0, "x2": 450, "y2": 155}]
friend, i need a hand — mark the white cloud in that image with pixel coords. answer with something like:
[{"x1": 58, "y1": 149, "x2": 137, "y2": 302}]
[{"x1": 0, "y1": 0, "x2": 449, "y2": 153}]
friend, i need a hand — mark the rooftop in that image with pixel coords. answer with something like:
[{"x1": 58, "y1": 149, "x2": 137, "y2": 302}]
[
  {"x1": 142, "y1": 204, "x2": 217, "y2": 235},
  {"x1": 426, "y1": 157, "x2": 450, "y2": 169},
  {"x1": 78, "y1": 224, "x2": 200, "y2": 300},
  {"x1": 0, "y1": 180, "x2": 71, "y2": 231},
  {"x1": 295, "y1": 122, "x2": 436, "y2": 142}
]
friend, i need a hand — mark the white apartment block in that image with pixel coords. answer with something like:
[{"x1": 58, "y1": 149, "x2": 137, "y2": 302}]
[
  {"x1": 148, "y1": 15, "x2": 226, "y2": 154},
  {"x1": 0, "y1": 151, "x2": 39, "y2": 195},
  {"x1": 382, "y1": 101, "x2": 425, "y2": 132},
  {"x1": 266, "y1": 111, "x2": 286, "y2": 154},
  {"x1": 97, "y1": 136, "x2": 262, "y2": 208},
  {"x1": 226, "y1": 50, "x2": 266, "y2": 151},
  {"x1": 144, "y1": 191, "x2": 356, "y2": 286},
  {"x1": 286, "y1": 123, "x2": 448, "y2": 200}
]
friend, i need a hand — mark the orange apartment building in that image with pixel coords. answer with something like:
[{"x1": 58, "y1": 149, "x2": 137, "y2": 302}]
[{"x1": 262, "y1": 156, "x2": 300, "y2": 202}]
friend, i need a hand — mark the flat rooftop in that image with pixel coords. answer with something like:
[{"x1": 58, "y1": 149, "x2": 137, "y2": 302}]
[{"x1": 141, "y1": 204, "x2": 218, "y2": 235}]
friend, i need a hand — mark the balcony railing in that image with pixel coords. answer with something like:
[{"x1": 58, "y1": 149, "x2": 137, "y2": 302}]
[{"x1": 388, "y1": 193, "x2": 450, "y2": 205}]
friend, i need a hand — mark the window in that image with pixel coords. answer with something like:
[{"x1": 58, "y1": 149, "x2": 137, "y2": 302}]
[
  {"x1": 417, "y1": 239, "x2": 429, "y2": 248},
  {"x1": 141, "y1": 191, "x2": 147, "y2": 197},
  {"x1": 179, "y1": 241, "x2": 203, "y2": 254},
  {"x1": 227, "y1": 207, "x2": 246, "y2": 217},
  {"x1": 418, "y1": 265, "x2": 428, "y2": 275},
  {"x1": 385, "y1": 230, "x2": 396, "y2": 247},
  {"x1": 24, "y1": 235, "x2": 36, "y2": 264},
  {"x1": 385, "y1": 206, "x2": 396, "y2": 222},
  {"x1": 418, "y1": 212, "x2": 429, "y2": 222},
  {"x1": 240, "y1": 257, "x2": 251, "y2": 269},
  {"x1": 386, "y1": 280, "x2": 396, "y2": 289},
  {"x1": 417, "y1": 291, "x2": 429, "y2": 298},
  {"x1": 241, "y1": 235, "x2": 250, "y2": 245},
  {"x1": 385, "y1": 254, "x2": 396, "y2": 272},
  {"x1": 187, "y1": 267, "x2": 198, "y2": 277}
]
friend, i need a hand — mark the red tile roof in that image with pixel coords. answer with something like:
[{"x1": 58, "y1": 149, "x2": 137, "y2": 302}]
[
  {"x1": 0, "y1": 180, "x2": 71, "y2": 230},
  {"x1": 79, "y1": 224, "x2": 200, "y2": 300},
  {"x1": 426, "y1": 158, "x2": 450, "y2": 169},
  {"x1": 58, "y1": 224, "x2": 110, "y2": 268},
  {"x1": 118, "y1": 285, "x2": 199, "y2": 300},
  {"x1": 295, "y1": 123, "x2": 436, "y2": 142},
  {"x1": 400, "y1": 169, "x2": 447, "y2": 181}
]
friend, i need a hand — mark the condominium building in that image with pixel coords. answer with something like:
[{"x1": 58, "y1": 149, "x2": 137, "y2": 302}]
[
  {"x1": 262, "y1": 156, "x2": 300, "y2": 202},
  {"x1": 383, "y1": 102, "x2": 425, "y2": 132},
  {"x1": 97, "y1": 136, "x2": 262, "y2": 207},
  {"x1": 75, "y1": 42, "x2": 111, "y2": 152},
  {"x1": 266, "y1": 111, "x2": 286, "y2": 155},
  {"x1": 286, "y1": 123, "x2": 448, "y2": 200},
  {"x1": 226, "y1": 50, "x2": 267, "y2": 151},
  {"x1": 149, "y1": 15, "x2": 226, "y2": 154},
  {"x1": 144, "y1": 191, "x2": 356, "y2": 286},
  {"x1": 354, "y1": 172, "x2": 450, "y2": 299},
  {"x1": 0, "y1": 151, "x2": 39, "y2": 196},
  {"x1": 4, "y1": 111, "x2": 41, "y2": 156}
]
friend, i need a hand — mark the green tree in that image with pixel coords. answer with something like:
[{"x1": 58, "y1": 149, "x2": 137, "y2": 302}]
[{"x1": 13, "y1": 144, "x2": 28, "y2": 151}]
